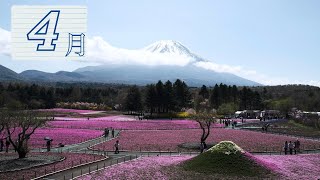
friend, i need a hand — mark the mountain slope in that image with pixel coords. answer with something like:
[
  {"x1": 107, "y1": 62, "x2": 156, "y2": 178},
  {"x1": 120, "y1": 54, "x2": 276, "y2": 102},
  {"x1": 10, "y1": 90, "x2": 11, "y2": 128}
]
[
  {"x1": 20, "y1": 70, "x2": 88, "y2": 82},
  {"x1": 75, "y1": 40, "x2": 261, "y2": 86},
  {"x1": 75, "y1": 64, "x2": 260, "y2": 86},
  {"x1": 1, "y1": 40, "x2": 262, "y2": 86},
  {"x1": 0, "y1": 65, "x2": 23, "y2": 81}
]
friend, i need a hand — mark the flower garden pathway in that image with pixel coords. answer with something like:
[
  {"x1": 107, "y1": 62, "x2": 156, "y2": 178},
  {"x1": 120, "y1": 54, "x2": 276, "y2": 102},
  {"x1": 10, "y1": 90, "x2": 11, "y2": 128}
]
[{"x1": 36, "y1": 128, "x2": 320, "y2": 180}]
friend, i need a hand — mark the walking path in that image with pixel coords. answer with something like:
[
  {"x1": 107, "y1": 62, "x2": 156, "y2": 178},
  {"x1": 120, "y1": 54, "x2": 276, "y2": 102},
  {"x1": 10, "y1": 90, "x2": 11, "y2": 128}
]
[{"x1": 32, "y1": 130, "x2": 121, "y2": 153}]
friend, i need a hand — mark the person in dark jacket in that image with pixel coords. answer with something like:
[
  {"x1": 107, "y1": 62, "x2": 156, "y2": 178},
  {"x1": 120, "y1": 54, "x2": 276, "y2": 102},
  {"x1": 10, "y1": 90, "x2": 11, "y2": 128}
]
[
  {"x1": 0, "y1": 139, "x2": 4, "y2": 152},
  {"x1": 5, "y1": 138, "x2": 10, "y2": 153},
  {"x1": 284, "y1": 141, "x2": 288, "y2": 155},
  {"x1": 289, "y1": 141, "x2": 294, "y2": 155},
  {"x1": 114, "y1": 140, "x2": 120, "y2": 154}
]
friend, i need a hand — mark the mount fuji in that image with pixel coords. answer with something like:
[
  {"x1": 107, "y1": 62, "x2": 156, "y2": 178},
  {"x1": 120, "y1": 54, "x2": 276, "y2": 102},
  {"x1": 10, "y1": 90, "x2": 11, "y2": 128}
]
[
  {"x1": 142, "y1": 40, "x2": 206, "y2": 62},
  {"x1": 14, "y1": 40, "x2": 261, "y2": 86},
  {"x1": 71, "y1": 40, "x2": 261, "y2": 86}
]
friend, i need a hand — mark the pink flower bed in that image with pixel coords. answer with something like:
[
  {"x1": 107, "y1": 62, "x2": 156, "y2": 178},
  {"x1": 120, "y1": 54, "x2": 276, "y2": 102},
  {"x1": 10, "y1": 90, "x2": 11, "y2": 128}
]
[
  {"x1": 1, "y1": 128, "x2": 103, "y2": 149},
  {"x1": 252, "y1": 154, "x2": 320, "y2": 179},
  {"x1": 79, "y1": 156, "x2": 193, "y2": 180},
  {"x1": 30, "y1": 128, "x2": 103, "y2": 148},
  {"x1": 93, "y1": 129, "x2": 320, "y2": 152},
  {"x1": 54, "y1": 115, "x2": 136, "y2": 121},
  {"x1": 49, "y1": 119, "x2": 202, "y2": 130},
  {"x1": 0, "y1": 152, "x2": 105, "y2": 180}
]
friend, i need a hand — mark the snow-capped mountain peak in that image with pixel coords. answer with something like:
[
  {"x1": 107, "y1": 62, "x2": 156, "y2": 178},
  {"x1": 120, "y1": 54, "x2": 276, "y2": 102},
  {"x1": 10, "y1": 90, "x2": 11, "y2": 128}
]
[
  {"x1": 142, "y1": 40, "x2": 206, "y2": 62},
  {"x1": 143, "y1": 40, "x2": 190, "y2": 54}
]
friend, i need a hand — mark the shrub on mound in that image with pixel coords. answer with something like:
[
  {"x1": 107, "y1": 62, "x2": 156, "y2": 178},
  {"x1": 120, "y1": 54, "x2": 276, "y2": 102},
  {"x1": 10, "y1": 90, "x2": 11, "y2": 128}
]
[
  {"x1": 207, "y1": 141, "x2": 244, "y2": 155},
  {"x1": 182, "y1": 141, "x2": 276, "y2": 178}
]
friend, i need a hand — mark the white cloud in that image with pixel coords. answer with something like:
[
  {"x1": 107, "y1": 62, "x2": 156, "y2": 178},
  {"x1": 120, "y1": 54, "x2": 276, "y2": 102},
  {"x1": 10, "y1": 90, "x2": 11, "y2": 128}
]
[
  {"x1": 0, "y1": 28, "x2": 11, "y2": 56},
  {"x1": 194, "y1": 61, "x2": 254, "y2": 75},
  {"x1": 194, "y1": 61, "x2": 320, "y2": 87},
  {"x1": 0, "y1": 27, "x2": 319, "y2": 87},
  {"x1": 86, "y1": 36, "x2": 192, "y2": 66}
]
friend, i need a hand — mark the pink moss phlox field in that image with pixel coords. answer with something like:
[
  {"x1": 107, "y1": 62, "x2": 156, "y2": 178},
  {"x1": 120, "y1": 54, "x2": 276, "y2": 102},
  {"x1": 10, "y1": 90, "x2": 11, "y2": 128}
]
[
  {"x1": 253, "y1": 154, "x2": 320, "y2": 180},
  {"x1": 53, "y1": 115, "x2": 136, "y2": 121},
  {"x1": 79, "y1": 156, "x2": 193, "y2": 180},
  {"x1": 93, "y1": 129, "x2": 320, "y2": 152},
  {"x1": 0, "y1": 152, "x2": 104, "y2": 180},
  {"x1": 29, "y1": 128, "x2": 103, "y2": 148},
  {"x1": 1, "y1": 128, "x2": 101, "y2": 149},
  {"x1": 244, "y1": 152, "x2": 280, "y2": 172},
  {"x1": 49, "y1": 119, "x2": 203, "y2": 130}
]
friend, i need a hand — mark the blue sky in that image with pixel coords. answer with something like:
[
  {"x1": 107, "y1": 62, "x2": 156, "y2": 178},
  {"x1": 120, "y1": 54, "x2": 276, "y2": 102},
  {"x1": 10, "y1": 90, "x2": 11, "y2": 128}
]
[{"x1": 0, "y1": 0, "x2": 320, "y2": 86}]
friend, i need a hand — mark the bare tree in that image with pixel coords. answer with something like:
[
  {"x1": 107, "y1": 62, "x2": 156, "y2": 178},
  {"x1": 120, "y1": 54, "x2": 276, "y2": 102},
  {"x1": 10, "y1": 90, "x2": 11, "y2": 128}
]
[
  {"x1": 1, "y1": 110, "x2": 52, "y2": 158},
  {"x1": 190, "y1": 113, "x2": 216, "y2": 145},
  {"x1": 190, "y1": 96, "x2": 217, "y2": 153}
]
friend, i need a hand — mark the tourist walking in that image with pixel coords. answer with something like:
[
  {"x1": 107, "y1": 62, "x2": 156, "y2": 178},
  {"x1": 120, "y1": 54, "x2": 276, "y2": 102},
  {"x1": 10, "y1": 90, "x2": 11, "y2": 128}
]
[
  {"x1": 114, "y1": 140, "x2": 120, "y2": 154},
  {"x1": 5, "y1": 138, "x2": 10, "y2": 153},
  {"x1": 112, "y1": 128, "x2": 115, "y2": 138},
  {"x1": 0, "y1": 139, "x2": 4, "y2": 152},
  {"x1": 104, "y1": 128, "x2": 109, "y2": 138},
  {"x1": 289, "y1": 141, "x2": 294, "y2": 155},
  {"x1": 294, "y1": 139, "x2": 300, "y2": 154},
  {"x1": 284, "y1": 141, "x2": 288, "y2": 155},
  {"x1": 46, "y1": 139, "x2": 53, "y2": 152}
]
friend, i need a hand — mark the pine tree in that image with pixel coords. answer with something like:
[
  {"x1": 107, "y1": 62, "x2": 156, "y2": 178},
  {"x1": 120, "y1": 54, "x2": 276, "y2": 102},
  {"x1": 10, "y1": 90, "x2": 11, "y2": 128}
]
[
  {"x1": 199, "y1": 85, "x2": 209, "y2": 99},
  {"x1": 124, "y1": 86, "x2": 142, "y2": 113}
]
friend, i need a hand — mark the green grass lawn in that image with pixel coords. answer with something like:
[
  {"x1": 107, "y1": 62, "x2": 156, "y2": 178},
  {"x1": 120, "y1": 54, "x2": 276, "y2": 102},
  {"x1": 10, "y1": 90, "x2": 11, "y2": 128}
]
[
  {"x1": 242, "y1": 120, "x2": 320, "y2": 139},
  {"x1": 181, "y1": 141, "x2": 277, "y2": 179},
  {"x1": 269, "y1": 120, "x2": 320, "y2": 138}
]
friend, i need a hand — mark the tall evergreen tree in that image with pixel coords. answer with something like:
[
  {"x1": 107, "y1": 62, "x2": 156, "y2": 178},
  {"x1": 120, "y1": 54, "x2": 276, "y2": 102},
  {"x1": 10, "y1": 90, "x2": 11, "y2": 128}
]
[
  {"x1": 164, "y1": 80, "x2": 174, "y2": 112},
  {"x1": 124, "y1": 86, "x2": 142, "y2": 113},
  {"x1": 155, "y1": 81, "x2": 165, "y2": 113},
  {"x1": 210, "y1": 84, "x2": 220, "y2": 109},
  {"x1": 173, "y1": 79, "x2": 191, "y2": 110},
  {"x1": 199, "y1": 85, "x2": 209, "y2": 99},
  {"x1": 145, "y1": 84, "x2": 157, "y2": 115}
]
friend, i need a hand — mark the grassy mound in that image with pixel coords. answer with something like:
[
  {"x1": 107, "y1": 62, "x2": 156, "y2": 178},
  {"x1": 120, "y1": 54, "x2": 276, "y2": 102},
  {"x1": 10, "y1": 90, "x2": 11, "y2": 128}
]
[{"x1": 182, "y1": 141, "x2": 275, "y2": 178}]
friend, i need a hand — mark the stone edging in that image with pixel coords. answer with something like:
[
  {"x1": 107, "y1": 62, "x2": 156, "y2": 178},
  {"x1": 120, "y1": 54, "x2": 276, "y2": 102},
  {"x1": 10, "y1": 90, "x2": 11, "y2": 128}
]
[
  {"x1": 31, "y1": 156, "x2": 108, "y2": 180},
  {"x1": 72, "y1": 155, "x2": 141, "y2": 180},
  {"x1": 0, "y1": 155, "x2": 65, "y2": 173}
]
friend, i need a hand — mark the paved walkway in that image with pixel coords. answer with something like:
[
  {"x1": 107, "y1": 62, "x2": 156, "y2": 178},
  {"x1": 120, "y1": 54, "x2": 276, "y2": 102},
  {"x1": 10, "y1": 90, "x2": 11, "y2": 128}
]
[{"x1": 32, "y1": 130, "x2": 121, "y2": 153}]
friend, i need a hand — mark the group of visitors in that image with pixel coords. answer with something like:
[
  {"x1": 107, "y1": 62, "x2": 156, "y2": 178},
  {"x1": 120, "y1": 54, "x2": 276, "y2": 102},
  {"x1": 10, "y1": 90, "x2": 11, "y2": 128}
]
[
  {"x1": 221, "y1": 119, "x2": 237, "y2": 128},
  {"x1": 104, "y1": 128, "x2": 115, "y2": 138},
  {"x1": 284, "y1": 140, "x2": 300, "y2": 155},
  {"x1": 0, "y1": 138, "x2": 11, "y2": 153},
  {"x1": 0, "y1": 138, "x2": 11, "y2": 152},
  {"x1": 103, "y1": 128, "x2": 119, "y2": 154}
]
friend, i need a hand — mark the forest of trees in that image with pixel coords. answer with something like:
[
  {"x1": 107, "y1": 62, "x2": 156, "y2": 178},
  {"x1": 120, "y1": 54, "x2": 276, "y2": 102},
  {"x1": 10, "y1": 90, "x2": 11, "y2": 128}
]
[
  {"x1": 122, "y1": 82, "x2": 308, "y2": 115},
  {"x1": 0, "y1": 83, "x2": 123, "y2": 109},
  {"x1": 123, "y1": 80, "x2": 191, "y2": 114},
  {"x1": 0, "y1": 81, "x2": 320, "y2": 115}
]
